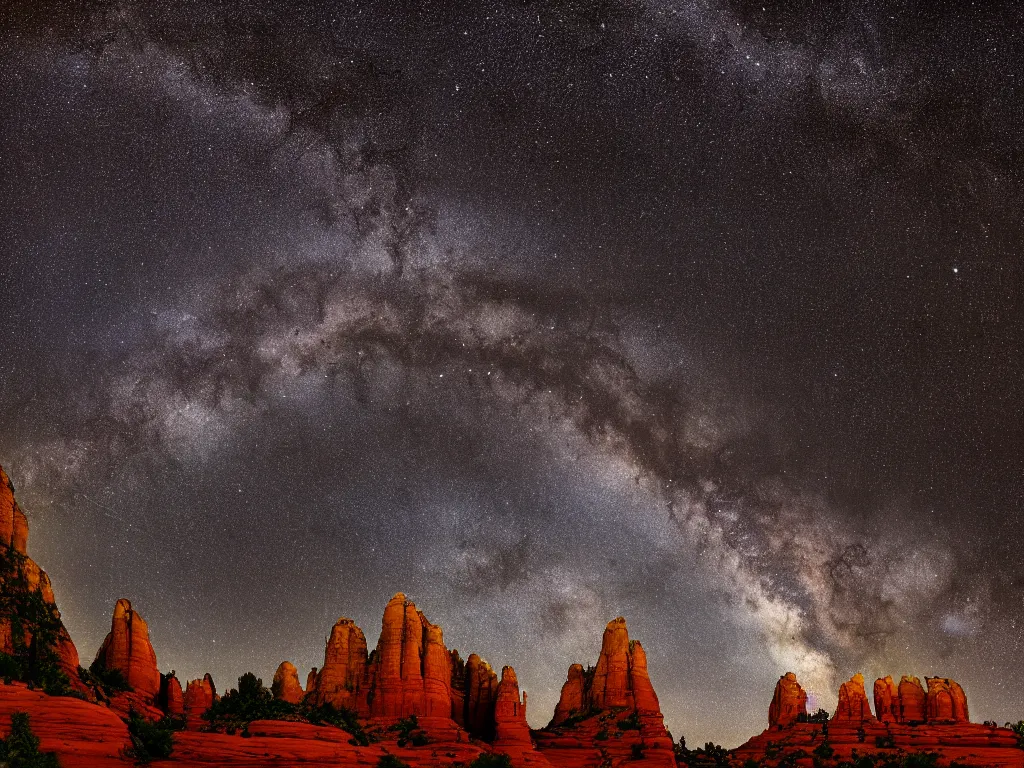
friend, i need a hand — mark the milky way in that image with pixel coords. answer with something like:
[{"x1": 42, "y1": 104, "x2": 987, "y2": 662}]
[{"x1": 1, "y1": 0, "x2": 1023, "y2": 746}]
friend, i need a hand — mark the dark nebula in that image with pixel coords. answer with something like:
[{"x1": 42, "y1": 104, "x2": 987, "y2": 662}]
[{"x1": 1, "y1": 0, "x2": 1022, "y2": 746}]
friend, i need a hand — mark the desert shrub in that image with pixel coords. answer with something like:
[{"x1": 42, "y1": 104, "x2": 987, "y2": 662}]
[
  {"x1": 875, "y1": 734, "x2": 896, "y2": 749},
  {"x1": 617, "y1": 710, "x2": 642, "y2": 731},
  {"x1": 203, "y1": 672, "x2": 296, "y2": 729},
  {"x1": 378, "y1": 754, "x2": 409, "y2": 768},
  {"x1": 85, "y1": 659, "x2": 133, "y2": 694},
  {"x1": 799, "y1": 709, "x2": 831, "y2": 724},
  {"x1": 468, "y1": 753, "x2": 514, "y2": 768},
  {"x1": 1008, "y1": 721, "x2": 1024, "y2": 748},
  {"x1": 389, "y1": 714, "x2": 428, "y2": 747},
  {"x1": 813, "y1": 739, "x2": 835, "y2": 758},
  {"x1": 0, "y1": 711, "x2": 60, "y2": 767},
  {"x1": 594, "y1": 727, "x2": 609, "y2": 741},
  {"x1": 631, "y1": 741, "x2": 646, "y2": 759},
  {"x1": 900, "y1": 754, "x2": 939, "y2": 768},
  {"x1": 302, "y1": 702, "x2": 372, "y2": 746},
  {"x1": 558, "y1": 705, "x2": 602, "y2": 728},
  {"x1": 123, "y1": 709, "x2": 174, "y2": 764}
]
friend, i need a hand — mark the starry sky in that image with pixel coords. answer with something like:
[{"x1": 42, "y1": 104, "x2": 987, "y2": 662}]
[{"x1": 1, "y1": 0, "x2": 1023, "y2": 748}]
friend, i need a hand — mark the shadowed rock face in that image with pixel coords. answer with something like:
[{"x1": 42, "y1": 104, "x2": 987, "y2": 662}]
[
  {"x1": 0, "y1": 464, "x2": 81, "y2": 691},
  {"x1": 769, "y1": 672, "x2": 808, "y2": 728},
  {"x1": 833, "y1": 673, "x2": 873, "y2": 722},
  {"x1": 94, "y1": 598, "x2": 162, "y2": 701},
  {"x1": 272, "y1": 661, "x2": 304, "y2": 705},
  {"x1": 160, "y1": 672, "x2": 185, "y2": 716},
  {"x1": 461, "y1": 652, "x2": 499, "y2": 740}
]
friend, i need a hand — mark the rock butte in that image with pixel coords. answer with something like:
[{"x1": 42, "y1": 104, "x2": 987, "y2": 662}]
[
  {"x1": 735, "y1": 670, "x2": 1023, "y2": 768},
  {"x1": 0, "y1": 463, "x2": 1021, "y2": 768}
]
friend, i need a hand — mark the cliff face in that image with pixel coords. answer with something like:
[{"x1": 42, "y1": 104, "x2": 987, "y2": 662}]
[
  {"x1": 832, "y1": 673, "x2": 873, "y2": 723},
  {"x1": 0, "y1": 464, "x2": 82, "y2": 693},
  {"x1": 768, "y1": 672, "x2": 808, "y2": 728},
  {"x1": 93, "y1": 598, "x2": 162, "y2": 702}
]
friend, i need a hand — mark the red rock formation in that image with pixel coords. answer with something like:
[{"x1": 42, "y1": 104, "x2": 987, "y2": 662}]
[
  {"x1": 926, "y1": 677, "x2": 970, "y2": 724},
  {"x1": 307, "y1": 617, "x2": 370, "y2": 712},
  {"x1": 0, "y1": 465, "x2": 28, "y2": 553},
  {"x1": 733, "y1": 718, "x2": 1023, "y2": 768},
  {"x1": 833, "y1": 673, "x2": 873, "y2": 722},
  {"x1": 899, "y1": 675, "x2": 927, "y2": 723},
  {"x1": 551, "y1": 664, "x2": 586, "y2": 726},
  {"x1": 0, "y1": 681, "x2": 131, "y2": 767},
  {"x1": 306, "y1": 666, "x2": 318, "y2": 694},
  {"x1": 768, "y1": 672, "x2": 808, "y2": 728},
  {"x1": 553, "y1": 616, "x2": 665, "y2": 722},
  {"x1": 462, "y1": 652, "x2": 499, "y2": 740},
  {"x1": 0, "y1": 465, "x2": 82, "y2": 690},
  {"x1": 160, "y1": 672, "x2": 185, "y2": 717},
  {"x1": 184, "y1": 674, "x2": 217, "y2": 730},
  {"x1": 367, "y1": 592, "x2": 456, "y2": 722},
  {"x1": 874, "y1": 675, "x2": 899, "y2": 723},
  {"x1": 272, "y1": 661, "x2": 304, "y2": 705},
  {"x1": 494, "y1": 666, "x2": 531, "y2": 745},
  {"x1": 93, "y1": 598, "x2": 161, "y2": 701}
]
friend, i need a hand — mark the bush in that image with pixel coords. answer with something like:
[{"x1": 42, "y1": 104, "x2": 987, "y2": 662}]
[
  {"x1": 594, "y1": 727, "x2": 609, "y2": 741},
  {"x1": 631, "y1": 741, "x2": 646, "y2": 759},
  {"x1": 0, "y1": 711, "x2": 60, "y2": 767},
  {"x1": 799, "y1": 709, "x2": 831, "y2": 724},
  {"x1": 123, "y1": 709, "x2": 174, "y2": 764},
  {"x1": 875, "y1": 734, "x2": 896, "y2": 749},
  {"x1": 203, "y1": 672, "x2": 296, "y2": 729},
  {"x1": 469, "y1": 754, "x2": 514, "y2": 768},
  {"x1": 813, "y1": 740, "x2": 835, "y2": 760},
  {"x1": 85, "y1": 660, "x2": 133, "y2": 695},
  {"x1": 378, "y1": 754, "x2": 409, "y2": 768},
  {"x1": 302, "y1": 702, "x2": 372, "y2": 746},
  {"x1": 616, "y1": 710, "x2": 642, "y2": 731},
  {"x1": 389, "y1": 714, "x2": 428, "y2": 747},
  {"x1": 1008, "y1": 721, "x2": 1024, "y2": 748}
]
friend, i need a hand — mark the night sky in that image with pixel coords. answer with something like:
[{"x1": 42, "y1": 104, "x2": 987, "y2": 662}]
[{"x1": 2, "y1": 0, "x2": 1023, "y2": 748}]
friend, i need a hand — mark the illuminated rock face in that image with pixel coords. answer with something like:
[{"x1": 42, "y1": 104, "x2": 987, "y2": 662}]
[
  {"x1": 926, "y1": 677, "x2": 969, "y2": 724},
  {"x1": 94, "y1": 598, "x2": 162, "y2": 701},
  {"x1": 874, "y1": 675, "x2": 899, "y2": 722},
  {"x1": 768, "y1": 672, "x2": 808, "y2": 728},
  {"x1": 833, "y1": 673, "x2": 873, "y2": 722},
  {"x1": 899, "y1": 675, "x2": 927, "y2": 723},
  {"x1": 0, "y1": 464, "x2": 82, "y2": 691},
  {"x1": 272, "y1": 661, "x2": 304, "y2": 704},
  {"x1": 184, "y1": 674, "x2": 217, "y2": 730},
  {"x1": 551, "y1": 617, "x2": 667, "y2": 728}
]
